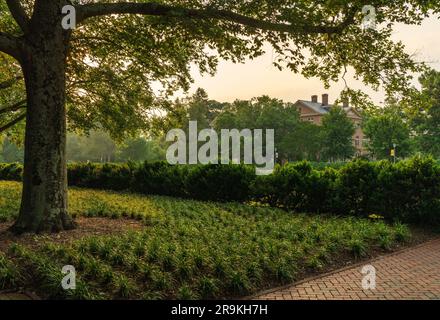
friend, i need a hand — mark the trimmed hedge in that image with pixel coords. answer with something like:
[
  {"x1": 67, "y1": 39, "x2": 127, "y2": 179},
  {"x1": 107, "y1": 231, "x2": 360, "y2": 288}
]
[
  {"x1": 252, "y1": 162, "x2": 337, "y2": 214},
  {"x1": 0, "y1": 163, "x2": 22, "y2": 182},
  {"x1": 0, "y1": 161, "x2": 254, "y2": 202},
  {"x1": 68, "y1": 162, "x2": 256, "y2": 202},
  {"x1": 67, "y1": 162, "x2": 134, "y2": 191},
  {"x1": 1, "y1": 156, "x2": 439, "y2": 225},
  {"x1": 185, "y1": 164, "x2": 255, "y2": 202},
  {"x1": 132, "y1": 161, "x2": 189, "y2": 198},
  {"x1": 253, "y1": 157, "x2": 440, "y2": 225}
]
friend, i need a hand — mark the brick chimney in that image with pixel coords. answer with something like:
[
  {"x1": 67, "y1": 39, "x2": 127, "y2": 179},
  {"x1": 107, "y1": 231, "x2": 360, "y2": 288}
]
[
  {"x1": 311, "y1": 95, "x2": 318, "y2": 103},
  {"x1": 322, "y1": 94, "x2": 329, "y2": 106}
]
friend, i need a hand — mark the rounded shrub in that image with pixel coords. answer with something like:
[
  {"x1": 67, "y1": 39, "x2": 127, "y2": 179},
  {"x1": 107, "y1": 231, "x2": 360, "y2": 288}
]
[{"x1": 186, "y1": 164, "x2": 255, "y2": 202}]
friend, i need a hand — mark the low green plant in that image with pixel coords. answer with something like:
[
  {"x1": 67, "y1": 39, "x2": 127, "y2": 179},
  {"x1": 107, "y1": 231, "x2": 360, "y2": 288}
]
[
  {"x1": 0, "y1": 253, "x2": 20, "y2": 289},
  {"x1": 1, "y1": 156, "x2": 439, "y2": 225},
  {"x1": 393, "y1": 222, "x2": 411, "y2": 242},
  {"x1": 347, "y1": 239, "x2": 368, "y2": 259},
  {"x1": 0, "y1": 180, "x2": 415, "y2": 299}
]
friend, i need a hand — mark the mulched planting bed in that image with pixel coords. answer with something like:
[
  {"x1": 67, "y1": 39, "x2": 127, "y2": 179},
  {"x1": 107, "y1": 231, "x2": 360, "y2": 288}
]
[{"x1": 0, "y1": 181, "x2": 438, "y2": 300}]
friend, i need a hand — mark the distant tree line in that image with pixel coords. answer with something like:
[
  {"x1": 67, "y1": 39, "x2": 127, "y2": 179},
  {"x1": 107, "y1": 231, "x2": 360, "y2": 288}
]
[
  {"x1": 361, "y1": 69, "x2": 440, "y2": 161},
  {"x1": 152, "y1": 88, "x2": 357, "y2": 162},
  {"x1": 152, "y1": 69, "x2": 440, "y2": 163},
  {"x1": 2, "y1": 69, "x2": 440, "y2": 164},
  {"x1": 0, "y1": 132, "x2": 166, "y2": 164}
]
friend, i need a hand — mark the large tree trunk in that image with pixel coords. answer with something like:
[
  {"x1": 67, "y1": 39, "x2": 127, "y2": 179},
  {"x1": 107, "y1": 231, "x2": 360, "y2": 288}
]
[{"x1": 11, "y1": 1, "x2": 75, "y2": 233}]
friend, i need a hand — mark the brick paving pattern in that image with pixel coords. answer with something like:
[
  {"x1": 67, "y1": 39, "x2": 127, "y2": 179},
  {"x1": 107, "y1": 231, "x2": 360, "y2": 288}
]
[{"x1": 256, "y1": 238, "x2": 440, "y2": 300}]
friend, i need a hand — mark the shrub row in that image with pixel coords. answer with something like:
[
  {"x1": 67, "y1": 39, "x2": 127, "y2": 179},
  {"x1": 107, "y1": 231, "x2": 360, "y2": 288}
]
[
  {"x1": 0, "y1": 163, "x2": 22, "y2": 182},
  {"x1": 67, "y1": 162, "x2": 256, "y2": 202},
  {"x1": 1, "y1": 156, "x2": 439, "y2": 225},
  {"x1": 255, "y1": 157, "x2": 440, "y2": 225}
]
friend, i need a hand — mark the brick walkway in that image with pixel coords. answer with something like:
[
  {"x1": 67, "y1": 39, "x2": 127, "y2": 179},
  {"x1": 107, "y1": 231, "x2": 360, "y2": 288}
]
[{"x1": 255, "y1": 238, "x2": 440, "y2": 300}]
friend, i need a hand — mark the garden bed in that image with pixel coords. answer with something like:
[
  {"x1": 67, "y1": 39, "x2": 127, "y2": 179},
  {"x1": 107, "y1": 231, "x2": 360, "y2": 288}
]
[{"x1": 0, "y1": 181, "x2": 437, "y2": 300}]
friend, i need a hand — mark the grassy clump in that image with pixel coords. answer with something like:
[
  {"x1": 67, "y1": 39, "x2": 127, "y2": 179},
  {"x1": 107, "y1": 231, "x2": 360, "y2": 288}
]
[
  {"x1": 0, "y1": 252, "x2": 20, "y2": 289},
  {"x1": 2, "y1": 157, "x2": 440, "y2": 225},
  {"x1": 8, "y1": 244, "x2": 100, "y2": 299},
  {"x1": 0, "y1": 181, "x2": 411, "y2": 299}
]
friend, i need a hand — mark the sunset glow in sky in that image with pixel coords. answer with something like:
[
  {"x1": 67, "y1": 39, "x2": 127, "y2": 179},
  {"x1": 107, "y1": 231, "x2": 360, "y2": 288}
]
[{"x1": 189, "y1": 15, "x2": 440, "y2": 106}]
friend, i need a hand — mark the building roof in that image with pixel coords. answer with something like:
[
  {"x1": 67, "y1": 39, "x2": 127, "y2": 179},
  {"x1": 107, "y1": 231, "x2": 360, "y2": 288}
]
[
  {"x1": 295, "y1": 100, "x2": 361, "y2": 118},
  {"x1": 296, "y1": 100, "x2": 333, "y2": 115}
]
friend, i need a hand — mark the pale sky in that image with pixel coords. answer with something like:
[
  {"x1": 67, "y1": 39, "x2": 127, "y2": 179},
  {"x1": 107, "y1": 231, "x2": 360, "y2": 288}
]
[{"x1": 188, "y1": 15, "x2": 440, "y2": 106}]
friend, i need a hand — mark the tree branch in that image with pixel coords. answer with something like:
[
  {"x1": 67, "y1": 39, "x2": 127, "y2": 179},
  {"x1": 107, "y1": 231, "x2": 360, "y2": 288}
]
[
  {"x1": 0, "y1": 32, "x2": 22, "y2": 61},
  {"x1": 0, "y1": 111, "x2": 26, "y2": 133},
  {"x1": 0, "y1": 76, "x2": 23, "y2": 90},
  {"x1": 77, "y1": 2, "x2": 356, "y2": 35},
  {"x1": 6, "y1": 0, "x2": 30, "y2": 34},
  {"x1": 0, "y1": 100, "x2": 26, "y2": 115}
]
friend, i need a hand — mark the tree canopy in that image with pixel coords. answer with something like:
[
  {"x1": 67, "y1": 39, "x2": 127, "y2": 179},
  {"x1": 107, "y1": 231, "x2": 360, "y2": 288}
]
[
  {"x1": 0, "y1": 52, "x2": 25, "y2": 139},
  {"x1": 1, "y1": 0, "x2": 438, "y2": 139},
  {"x1": 1, "y1": 0, "x2": 439, "y2": 233},
  {"x1": 412, "y1": 69, "x2": 440, "y2": 157},
  {"x1": 321, "y1": 106, "x2": 356, "y2": 161},
  {"x1": 213, "y1": 96, "x2": 302, "y2": 160},
  {"x1": 364, "y1": 105, "x2": 412, "y2": 159}
]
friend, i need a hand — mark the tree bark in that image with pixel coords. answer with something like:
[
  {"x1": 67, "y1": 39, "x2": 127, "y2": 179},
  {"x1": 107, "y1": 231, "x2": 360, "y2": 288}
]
[{"x1": 11, "y1": 1, "x2": 75, "y2": 233}]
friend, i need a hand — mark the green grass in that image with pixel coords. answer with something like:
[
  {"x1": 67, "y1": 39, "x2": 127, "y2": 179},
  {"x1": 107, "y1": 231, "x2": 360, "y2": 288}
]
[
  {"x1": 0, "y1": 181, "x2": 411, "y2": 299},
  {"x1": 0, "y1": 252, "x2": 20, "y2": 290}
]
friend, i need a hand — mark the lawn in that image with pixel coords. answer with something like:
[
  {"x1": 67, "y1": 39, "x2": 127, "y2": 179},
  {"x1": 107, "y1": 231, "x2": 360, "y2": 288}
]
[{"x1": 0, "y1": 181, "x2": 413, "y2": 299}]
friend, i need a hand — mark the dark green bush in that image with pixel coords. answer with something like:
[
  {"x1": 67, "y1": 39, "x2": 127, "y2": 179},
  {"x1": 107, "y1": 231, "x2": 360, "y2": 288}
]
[
  {"x1": 252, "y1": 161, "x2": 334, "y2": 213},
  {"x1": 67, "y1": 162, "x2": 133, "y2": 191},
  {"x1": 335, "y1": 160, "x2": 381, "y2": 217},
  {"x1": 376, "y1": 157, "x2": 440, "y2": 225},
  {"x1": 67, "y1": 162, "x2": 95, "y2": 187},
  {"x1": 186, "y1": 164, "x2": 255, "y2": 202},
  {"x1": 251, "y1": 156, "x2": 440, "y2": 224},
  {"x1": 0, "y1": 163, "x2": 22, "y2": 181},
  {"x1": 0, "y1": 156, "x2": 439, "y2": 225},
  {"x1": 131, "y1": 162, "x2": 189, "y2": 198}
]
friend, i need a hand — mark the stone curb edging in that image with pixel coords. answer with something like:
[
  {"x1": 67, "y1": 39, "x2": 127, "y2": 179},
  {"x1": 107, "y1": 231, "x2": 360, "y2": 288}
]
[{"x1": 0, "y1": 289, "x2": 40, "y2": 300}]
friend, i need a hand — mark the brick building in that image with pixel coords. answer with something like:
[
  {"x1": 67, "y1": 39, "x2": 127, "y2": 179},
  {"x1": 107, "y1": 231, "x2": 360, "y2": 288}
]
[{"x1": 294, "y1": 94, "x2": 367, "y2": 155}]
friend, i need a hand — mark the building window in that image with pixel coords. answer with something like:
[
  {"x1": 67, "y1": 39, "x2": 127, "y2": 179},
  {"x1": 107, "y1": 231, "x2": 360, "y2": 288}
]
[{"x1": 355, "y1": 136, "x2": 360, "y2": 147}]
